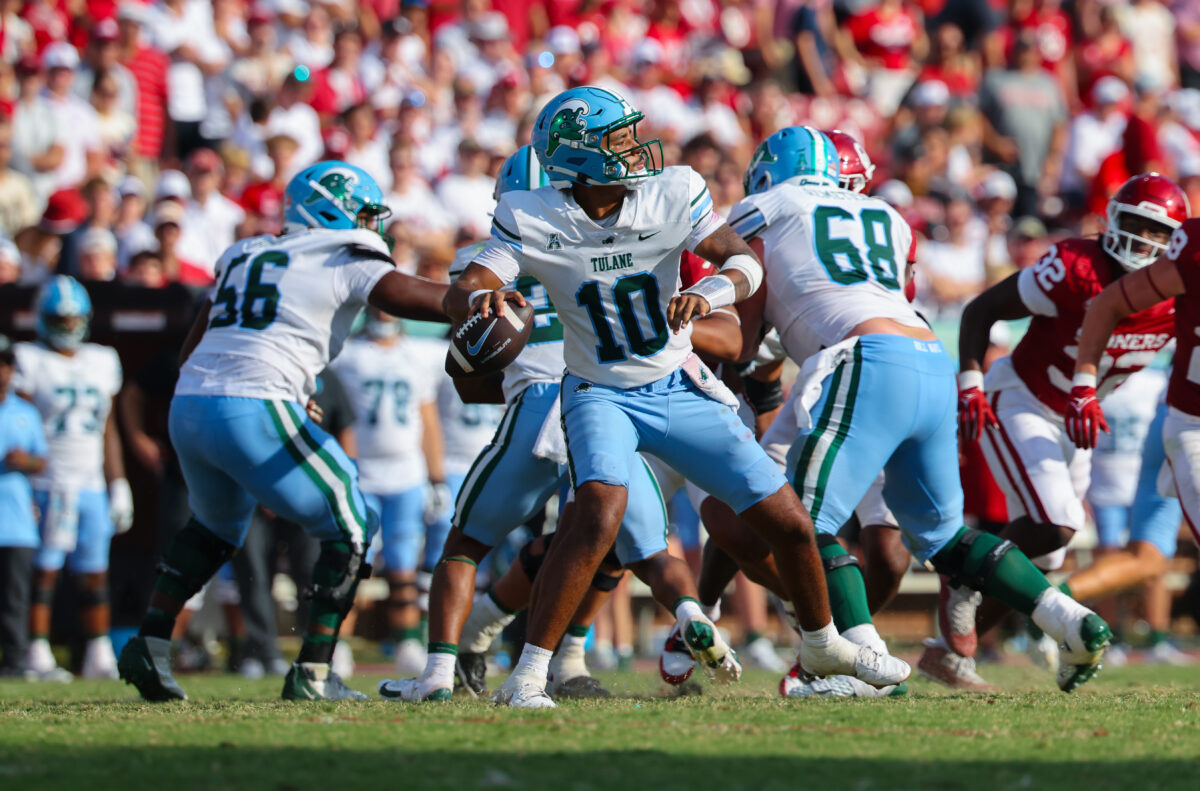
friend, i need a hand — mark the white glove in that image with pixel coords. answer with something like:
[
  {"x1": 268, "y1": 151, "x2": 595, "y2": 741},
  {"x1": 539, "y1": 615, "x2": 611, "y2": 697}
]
[
  {"x1": 423, "y1": 481, "x2": 452, "y2": 524},
  {"x1": 108, "y1": 478, "x2": 134, "y2": 534}
]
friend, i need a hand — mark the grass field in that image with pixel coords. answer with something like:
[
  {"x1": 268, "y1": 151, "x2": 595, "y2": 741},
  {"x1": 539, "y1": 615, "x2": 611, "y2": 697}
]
[{"x1": 3, "y1": 663, "x2": 1199, "y2": 791}]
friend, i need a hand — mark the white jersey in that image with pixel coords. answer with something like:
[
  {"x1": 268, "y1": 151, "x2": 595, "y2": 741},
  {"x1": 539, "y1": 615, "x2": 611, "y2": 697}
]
[
  {"x1": 330, "y1": 336, "x2": 439, "y2": 494},
  {"x1": 729, "y1": 182, "x2": 922, "y2": 364},
  {"x1": 474, "y1": 165, "x2": 723, "y2": 388},
  {"x1": 13, "y1": 342, "x2": 122, "y2": 492},
  {"x1": 450, "y1": 242, "x2": 566, "y2": 403},
  {"x1": 176, "y1": 228, "x2": 394, "y2": 404},
  {"x1": 1088, "y1": 366, "x2": 1167, "y2": 507}
]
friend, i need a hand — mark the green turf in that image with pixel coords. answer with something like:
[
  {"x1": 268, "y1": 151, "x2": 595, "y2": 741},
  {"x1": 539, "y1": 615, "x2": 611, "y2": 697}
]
[{"x1": 2, "y1": 664, "x2": 1199, "y2": 791}]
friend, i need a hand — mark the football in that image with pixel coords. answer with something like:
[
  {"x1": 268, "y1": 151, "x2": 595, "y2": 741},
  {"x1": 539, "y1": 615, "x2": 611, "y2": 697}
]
[{"x1": 445, "y1": 301, "x2": 535, "y2": 377}]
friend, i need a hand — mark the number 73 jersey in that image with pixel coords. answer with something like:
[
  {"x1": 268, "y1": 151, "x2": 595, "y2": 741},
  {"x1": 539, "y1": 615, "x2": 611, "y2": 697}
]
[
  {"x1": 176, "y1": 228, "x2": 395, "y2": 404},
  {"x1": 728, "y1": 183, "x2": 923, "y2": 363},
  {"x1": 13, "y1": 341, "x2": 121, "y2": 492}
]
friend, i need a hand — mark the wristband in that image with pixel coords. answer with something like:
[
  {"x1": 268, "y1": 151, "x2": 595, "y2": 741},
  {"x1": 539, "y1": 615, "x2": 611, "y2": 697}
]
[
  {"x1": 468, "y1": 289, "x2": 492, "y2": 311},
  {"x1": 1072, "y1": 372, "x2": 1098, "y2": 389},
  {"x1": 721, "y1": 253, "x2": 763, "y2": 295},
  {"x1": 957, "y1": 370, "x2": 984, "y2": 391},
  {"x1": 682, "y1": 274, "x2": 737, "y2": 311}
]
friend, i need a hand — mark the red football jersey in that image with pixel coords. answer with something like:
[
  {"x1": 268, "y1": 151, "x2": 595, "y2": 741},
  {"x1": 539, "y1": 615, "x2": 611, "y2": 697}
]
[
  {"x1": 1166, "y1": 219, "x2": 1200, "y2": 416},
  {"x1": 1012, "y1": 237, "x2": 1175, "y2": 414}
]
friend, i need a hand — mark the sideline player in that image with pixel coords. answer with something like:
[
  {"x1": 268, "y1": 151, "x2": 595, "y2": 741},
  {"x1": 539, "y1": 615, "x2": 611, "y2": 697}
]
[
  {"x1": 117, "y1": 161, "x2": 449, "y2": 702},
  {"x1": 942, "y1": 173, "x2": 1186, "y2": 687},
  {"x1": 1064, "y1": 216, "x2": 1200, "y2": 624},
  {"x1": 330, "y1": 308, "x2": 444, "y2": 675},
  {"x1": 15, "y1": 276, "x2": 133, "y2": 681},
  {"x1": 380, "y1": 145, "x2": 739, "y2": 704},
  {"x1": 446, "y1": 87, "x2": 910, "y2": 708},
  {"x1": 730, "y1": 126, "x2": 1113, "y2": 693}
]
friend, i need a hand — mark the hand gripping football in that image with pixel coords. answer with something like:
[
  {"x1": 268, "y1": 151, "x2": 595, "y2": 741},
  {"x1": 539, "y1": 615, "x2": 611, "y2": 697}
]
[{"x1": 445, "y1": 301, "x2": 535, "y2": 377}]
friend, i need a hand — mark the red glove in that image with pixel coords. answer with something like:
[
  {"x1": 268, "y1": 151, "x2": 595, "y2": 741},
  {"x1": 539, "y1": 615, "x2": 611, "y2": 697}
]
[
  {"x1": 1064, "y1": 385, "x2": 1109, "y2": 450},
  {"x1": 958, "y1": 386, "x2": 998, "y2": 442}
]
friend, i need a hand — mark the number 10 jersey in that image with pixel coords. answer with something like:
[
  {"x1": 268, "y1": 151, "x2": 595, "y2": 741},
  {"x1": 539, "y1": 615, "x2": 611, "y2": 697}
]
[
  {"x1": 176, "y1": 228, "x2": 395, "y2": 404},
  {"x1": 729, "y1": 183, "x2": 922, "y2": 364},
  {"x1": 473, "y1": 166, "x2": 722, "y2": 389}
]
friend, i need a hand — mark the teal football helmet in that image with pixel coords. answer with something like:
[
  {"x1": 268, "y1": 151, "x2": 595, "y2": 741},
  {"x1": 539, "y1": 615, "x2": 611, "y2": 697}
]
[
  {"x1": 35, "y1": 275, "x2": 92, "y2": 352},
  {"x1": 744, "y1": 126, "x2": 840, "y2": 196},
  {"x1": 531, "y1": 86, "x2": 663, "y2": 188},
  {"x1": 284, "y1": 160, "x2": 394, "y2": 248},
  {"x1": 495, "y1": 145, "x2": 550, "y2": 199}
]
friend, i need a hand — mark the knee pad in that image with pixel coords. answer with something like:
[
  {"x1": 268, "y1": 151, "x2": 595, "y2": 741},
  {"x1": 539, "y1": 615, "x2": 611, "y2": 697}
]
[
  {"x1": 156, "y1": 518, "x2": 238, "y2": 603},
  {"x1": 77, "y1": 585, "x2": 109, "y2": 609},
  {"x1": 32, "y1": 584, "x2": 55, "y2": 606},
  {"x1": 743, "y1": 375, "x2": 784, "y2": 415},
  {"x1": 518, "y1": 533, "x2": 553, "y2": 581},
  {"x1": 591, "y1": 570, "x2": 622, "y2": 592},
  {"x1": 932, "y1": 527, "x2": 1016, "y2": 589},
  {"x1": 388, "y1": 577, "x2": 419, "y2": 603},
  {"x1": 307, "y1": 539, "x2": 371, "y2": 619},
  {"x1": 816, "y1": 534, "x2": 860, "y2": 574}
]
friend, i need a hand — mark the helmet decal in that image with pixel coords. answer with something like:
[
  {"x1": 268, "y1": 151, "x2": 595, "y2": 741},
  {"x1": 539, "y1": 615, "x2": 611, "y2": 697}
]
[{"x1": 545, "y1": 99, "x2": 590, "y2": 157}]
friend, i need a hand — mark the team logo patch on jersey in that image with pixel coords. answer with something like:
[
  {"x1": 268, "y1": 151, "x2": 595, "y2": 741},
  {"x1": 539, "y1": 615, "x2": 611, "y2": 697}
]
[
  {"x1": 547, "y1": 233, "x2": 563, "y2": 250},
  {"x1": 546, "y1": 100, "x2": 590, "y2": 156}
]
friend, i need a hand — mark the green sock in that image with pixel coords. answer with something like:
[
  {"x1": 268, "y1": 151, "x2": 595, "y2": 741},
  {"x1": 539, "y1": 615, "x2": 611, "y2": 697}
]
[
  {"x1": 1150, "y1": 630, "x2": 1168, "y2": 646},
  {"x1": 818, "y1": 539, "x2": 873, "y2": 631},
  {"x1": 566, "y1": 623, "x2": 590, "y2": 638},
  {"x1": 745, "y1": 631, "x2": 762, "y2": 645},
  {"x1": 1058, "y1": 580, "x2": 1072, "y2": 598},
  {"x1": 298, "y1": 540, "x2": 358, "y2": 665},
  {"x1": 395, "y1": 626, "x2": 423, "y2": 643},
  {"x1": 932, "y1": 529, "x2": 1050, "y2": 616}
]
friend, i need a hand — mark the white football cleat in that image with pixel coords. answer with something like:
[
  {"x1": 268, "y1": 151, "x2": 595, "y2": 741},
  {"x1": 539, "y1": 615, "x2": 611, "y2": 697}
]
[
  {"x1": 491, "y1": 679, "x2": 557, "y2": 709},
  {"x1": 81, "y1": 636, "x2": 119, "y2": 680},
  {"x1": 799, "y1": 635, "x2": 910, "y2": 688},
  {"x1": 378, "y1": 677, "x2": 452, "y2": 702},
  {"x1": 26, "y1": 638, "x2": 72, "y2": 683},
  {"x1": 682, "y1": 617, "x2": 741, "y2": 684},
  {"x1": 938, "y1": 579, "x2": 982, "y2": 658},
  {"x1": 393, "y1": 639, "x2": 427, "y2": 677},
  {"x1": 743, "y1": 636, "x2": 789, "y2": 673},
  {"x1": 1147, "y1": 641, "x2": 1194, "y2": 666}
]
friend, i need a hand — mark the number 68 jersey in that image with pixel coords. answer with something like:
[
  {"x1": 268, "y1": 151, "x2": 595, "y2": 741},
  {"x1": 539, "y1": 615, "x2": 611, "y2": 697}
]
[
  {"x1": 175, "y1": 228, "x2": 395, "y2": 404},
  {"x1": 13, "y1": 341, "x2": 121, "y2": 492},
  {"x1": 728, "y1": 183, "x2": 923, "y2": 364}
]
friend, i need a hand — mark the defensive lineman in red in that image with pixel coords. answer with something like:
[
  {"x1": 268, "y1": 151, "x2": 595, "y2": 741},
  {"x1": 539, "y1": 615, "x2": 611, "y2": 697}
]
[{"x1": 926, "y1": 173, "x2": 1189, "y2": 688}]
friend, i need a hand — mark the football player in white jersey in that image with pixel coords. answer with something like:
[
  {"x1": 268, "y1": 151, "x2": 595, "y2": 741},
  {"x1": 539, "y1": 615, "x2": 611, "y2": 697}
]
[
  {"x1": 445, "y1": 87, "x2": 911, "y2": 708},
  {"x1": 15, "y1": 276, "x2": 133, "y2": 681},
  {"x1": 329, "y1": 309, "x2": 445, "y2": 676},
  {"x1": 381, "y1": 145, "x2": 742, "y2": 705},
  {"x1": 728, "y1": 126, "x2": 1111, "y2": 693},
  {"x1": 117, "y1": 161, "x2": 450, "y2": 702}
]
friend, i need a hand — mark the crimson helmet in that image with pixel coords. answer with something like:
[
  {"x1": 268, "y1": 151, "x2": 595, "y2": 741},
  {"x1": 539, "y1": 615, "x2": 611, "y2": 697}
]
[
  {"x1": 1104, "y1": 173, "x2": 1190, "y2": 271},
  {"x1": 822, "y1": 129, "x2": 875, "y2": 194}
]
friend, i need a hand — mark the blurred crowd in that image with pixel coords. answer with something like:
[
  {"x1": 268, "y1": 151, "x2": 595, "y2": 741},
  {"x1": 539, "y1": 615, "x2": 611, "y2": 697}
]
[{"x1": 0, "y1": 0, "x2": 1196, "y2": 322}]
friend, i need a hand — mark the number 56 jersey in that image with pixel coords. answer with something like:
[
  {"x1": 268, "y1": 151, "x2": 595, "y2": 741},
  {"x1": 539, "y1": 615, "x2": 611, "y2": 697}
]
[
  {"x1": 728, "y1": 183, "x2": 923, "y2": 363},
  {"x1": 13, "y1": 342, "x2": 121, "y2": 492},
  {"x1": 176, "y1": 228, "x2": 395, "y2": 404}
]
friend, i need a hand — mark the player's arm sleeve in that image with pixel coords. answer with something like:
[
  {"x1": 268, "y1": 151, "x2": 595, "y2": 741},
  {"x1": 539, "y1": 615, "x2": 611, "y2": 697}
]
[
  {"x1": 727, "y1": 198, "x2": 769, "y2": 243},
  {"x1": 472, "y1": 200, "x2": 523, "y2": 284},
  {"x1": 685, "y1": 168, "x2": 723, "y2": 251},
  {"x1": 1016, "y1": 246, "x2": 1064, "y2": 317}
]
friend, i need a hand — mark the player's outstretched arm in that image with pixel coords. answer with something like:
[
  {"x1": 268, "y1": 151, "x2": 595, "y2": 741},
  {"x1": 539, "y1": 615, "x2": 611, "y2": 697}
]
[
  {"x1": 958, "y1": 273, "x2": 1029, "y2": 377},
  {"x1": 1074, "y1": 256, "x2": 1184, "y2": 380},
  {"x1": 443, "y1": 262, "x2": 525, "y2": 322},
  {"x1": 671, "y1": 225, "x2": 764, "y2": 332},
  {"x1": 369, "y1": 271, "x2": 452, "y2": 323}
]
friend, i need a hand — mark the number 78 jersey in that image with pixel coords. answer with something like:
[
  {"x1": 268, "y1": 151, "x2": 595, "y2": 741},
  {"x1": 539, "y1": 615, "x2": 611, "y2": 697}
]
[
  {"x1": 176, "y1": 228, "x2": 395, "y2": 404},
  {"x1": 728, "y1": 183, "x2": 923, "y2": 363}
]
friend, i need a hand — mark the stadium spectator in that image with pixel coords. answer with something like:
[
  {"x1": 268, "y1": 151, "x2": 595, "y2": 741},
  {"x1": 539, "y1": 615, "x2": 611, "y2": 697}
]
[
  {"x1": 266, "y1": 74, "x2": 324, "y2": 173},
  {"x1": 9, "y1": 55, "x2": 60, "y2": 208},
  {"x1": 0, "y1": 333, "x2": 47, "y2": 678},
  {"x1": 178, "y1": 148, "x2": 245, "y2": 276},
  {"x1": 309, "y1": 23, "x2": 368, "y2": 118},
  {"x1": 845, "y1": 0, "x2": 928, "y2": 115},
  {"x1": 0, "y1": 118, "x2": 39, "y2": 236},
  {"x1": 40, "y1": 42, "x2": 103, "y2": 191},
  {"x1": 74, "y1": 18, "x2": 136, "y2": 119},
  {"x1": 60, "y1": 176, "x2": 118, "y2": 276},
  {"x1": 1074, "y1": 0, "x2": 1134, "y2": 103},
  {"x1": 0, "y1": 238, "x2": 20, "y2": 285},
  {"x1": 1061, "y1": 76, "x2": 1129, "y2": 210},
  {"x1": 915, "y1": 187, "x2": 988, "y2": 318},
  {"x1": 90, "y1": 68, "x2": 137, "y2": 170},
  {"x1": 1116, "y1": 0, "x2": 1178, "y2": 91},
  {"x1": 1177, "y1": 0, "x2": 1200, "y2": 90},
  {"x1": 978, "y1": 29, "x2": 1067, "y2": 217},
  {"x1": 116, "y1": 4, "x2": 169, "y2": 183},
  {"x1": 113, "y1": 175, "x2": 153, "y2": 271},
  {"x1": 341, "y1": 102, "x2": 391, "y2": 192},
  {"x1": 434, "y1": 137, "x2": 495, "y2": 240},
  {"x1": 76, "y1": 227, "x2": 119, "y2": 282},
  {"x1": 151, "y1": 199, "x2": 209, "y2": 286}
]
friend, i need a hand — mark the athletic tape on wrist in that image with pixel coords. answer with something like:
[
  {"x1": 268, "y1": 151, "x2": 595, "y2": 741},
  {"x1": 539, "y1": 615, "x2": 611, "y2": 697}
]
[
  {"x1": 682, "y1": 274, "x2": 737, "y2": 311},
  {"x1": 468, "y1": 289, "x2": 492, "y2": 312},
  {"x1": 957, "y1": 370, "x2": 984, "y2": 391},
  {"x1": 1072, "y1": 372, "x2": 1097, "y2": 389},
  {"x1": 721, "y1": 253, "x2": 762, "y2": 295}
]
